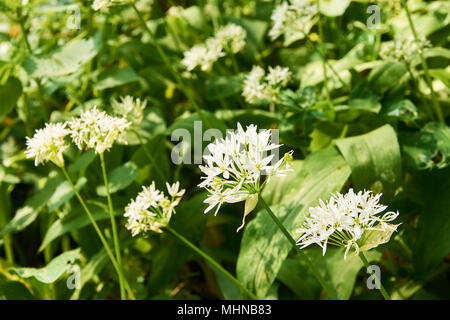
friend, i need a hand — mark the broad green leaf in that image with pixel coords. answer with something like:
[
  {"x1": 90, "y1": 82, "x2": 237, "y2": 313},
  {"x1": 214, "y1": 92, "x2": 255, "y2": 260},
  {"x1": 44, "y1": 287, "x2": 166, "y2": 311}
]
[
  {"x1": 237, "y1": 194, "x2": 258, "y2": 232},
  {"x1": 39, "y1": 208, "x2": 120, "y2": 252},
  {"x1": 93, "y1": 67, "x2": 139, "y2": 90},
  {"x1": 48, "y1": 177, "x2": 87, "y2": 212},
  {"x1": 319, "y1": 0, "x2": 351, "y2": 17},
  {"x1": 68, "y1": 149, "x2": 96, "y2": 173},
  {"x1": 0, "y1": 77, "x2": 22, "y2": 121},
  {"x1": 336, "y1": 124, "x2": 402, "y2": 198},
  {"x1": 10, "y1": 249, "x2": 81, "y2": 284},
  {"x1": 0, "y1": 175, "x2": 64, "y2": 236},
  {"x1": 368, "y1": 62, "x2": 408, "y2": 95},
  {"x1": 237, "y1": 147, "x2": 351, "y2": 298},
  {"x1": 96, "y1": 162, "x2": 138, "y2": 196},
  {"x1": 278, "y1": 248, "x2": 382, "y2": 299},
  {"x1": 205, "y1": 74, "x2": 243, "y2": 101},
  {"x1": 22, "y1": 33, "x2": 102, "y2": 78},
  {"x1": 0, "y1": 280, "x2": 35, "y2": 300},
  {"x1": 401, "y1": 122, "x2": 450, "y2": 170},
  {"x1": 382, "y1": 99, "x2": 420, "y2": 123}
]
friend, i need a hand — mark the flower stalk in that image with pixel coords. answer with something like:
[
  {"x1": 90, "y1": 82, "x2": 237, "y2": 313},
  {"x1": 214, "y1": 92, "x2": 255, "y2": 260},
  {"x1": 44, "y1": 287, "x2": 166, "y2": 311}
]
[{"x1": 359, "y1": 252, "x2": 390, "y2": 300}]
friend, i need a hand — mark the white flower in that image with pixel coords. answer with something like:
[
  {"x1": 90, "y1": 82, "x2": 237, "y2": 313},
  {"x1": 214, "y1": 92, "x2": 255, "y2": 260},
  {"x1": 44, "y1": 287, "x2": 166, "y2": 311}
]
[
  {"x1": 25, "y1": 122, "x2": 70, "y2": 167},
  {"x1": 215, "y1": 23, "x2": 247, "y2": 54},
  {"x1": 242, "y1": 65, "x2": 291, "y2": 104},
  {"x1": 380, "y1": 35, "x2": 431, "y2": 63},
  {"x1": 182, "y1": 38, "x2": 225, "y2": 72},
  {"x1": 269, "y1": 0, "x2": 318, "y2": 46},
  {"x1": 296, "y1": 189, "x2": 399, "y2": 259},
  {"x1": 68, "y1": 106, "x2": 131, "y2": 154},
  {"x1": 124, "y1": 181, "x2": 185, "y2": 236},
  {"x1": 198, "y1": 123, "x2": 293, "y2": 229},
  {"x1": 181, "y1": 23, "x2": 246, "y2": 72},
  {"x1": 92, "y1": 0, "x2": 112, "y2": 11},
  {"x1": 111, "y1": 95, "x2": 147, "y2": 125}
]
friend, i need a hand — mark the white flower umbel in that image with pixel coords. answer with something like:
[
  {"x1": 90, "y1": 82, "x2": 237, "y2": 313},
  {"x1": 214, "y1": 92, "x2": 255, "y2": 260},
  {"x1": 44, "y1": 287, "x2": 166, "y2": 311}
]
[
  {"x1": 242, "y1": 65, "x2": 291, "y2": 104},
  {"x1": 124, "y1": 181, "x2": 185, "y2": 236},
  {"x1": 92, "y1": 0, "x2": 112, "y2": 11},
  {"x1": 215, "y1": 23, "x2": 247, "y2": 54},
  {"x1": 68, "y1": 106, "x2": 131, "y2": 154},
  {"x1": 182, "y1": 38, "x2": 225, "y2": 72},
  {"x1": 181, "y1": 24, "x2": 246, "y2": 72},
  {"x1": 380, "y1": 35, "x2": 431, "y2": 64},
  {"x1": 296, "y1": 189, "x2": 399, "y2": 259},
  {"x1": 199, "y1": 123, "x2": 293, "y2": 230},
  {"x1": 112, "y1": 95, "x2": 147, "y2": 125},
  {"x1": 269, "y1": 0, "x2": 318, "y2": 46},
  {"x1": 25, "y1": 122, "x2": 70, "y2": 167}
]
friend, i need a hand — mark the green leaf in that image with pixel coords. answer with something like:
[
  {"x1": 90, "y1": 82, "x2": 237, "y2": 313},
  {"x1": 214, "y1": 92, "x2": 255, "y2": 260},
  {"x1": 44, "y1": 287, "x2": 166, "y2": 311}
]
[
  {"x1": 336, "y1": 124, "x2": 402, "y2": 198},
  {"x1": 10, "y1": 249, "x2": 81, "y2": 284},
  {"x1": 68, "y1": 149, "x2": 96, "y2": 173},
  {"x1": 205, "y1": 74, "x2": 243, "y2": 101},
  {"x1": 236, "y1": 147, "x2": 351, "y2": 298},
  {"x1": 0, "y1": 280, "x2": 35, "y2": 300},
  {"x1": 39, "y1": 208, "x2": 119, "y2": 252},
  {"x1": 382, "y1": 99, "x2": 420, "y2": 123},
  {"x1": 22, "y1": 33, "x2": 102, "y2": 78},
  {"x1": 0, "y1": 77, "x2": 22, "y2": 121},
  {"x1": 319, "y1": 0, "x2": 351, "y2": 17},
  {"x1": 401, "y1": 122, "x2": 450, "y2": 170},
  {"x1": 368, "y1": 62, "x2": 408, "y2": 95},
  {"x1": 48, "y1": 177, "x2": 87, "y2": 212},
  {"x1": 96, "y1": 162, "x2": 138, "y2": 196},
  {"x1": 93, "y1": 67, "x2": 139, "y2": 91},
  {"x1": 278, "y1": 248, "x2": 382, "y2": 299}
]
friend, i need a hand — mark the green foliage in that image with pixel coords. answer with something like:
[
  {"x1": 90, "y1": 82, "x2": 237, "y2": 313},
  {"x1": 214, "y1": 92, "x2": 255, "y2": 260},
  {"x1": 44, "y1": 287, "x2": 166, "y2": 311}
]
[{"x1": 0, "y1": 0, "x2": 449, "y2": 301}]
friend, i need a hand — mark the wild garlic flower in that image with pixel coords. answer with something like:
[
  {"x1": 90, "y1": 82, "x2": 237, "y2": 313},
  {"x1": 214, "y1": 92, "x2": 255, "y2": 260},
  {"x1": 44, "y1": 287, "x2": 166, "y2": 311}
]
[
  {"x1": 242, "y1": 65, "x2": 292, "y2": 104},
  {"x1": 269, "y1": 0, "x2": 318, "y2": 45},
  {"x1": 111, "y1": 95, "x2": 147, "y2": 126},
  {"x1": 215, "y1": 23, "x2": 247, "y2": 54},
  {"x1": 380, "y1": 35, "x2": 431, "y2": 63},
  {"x1": 199, "y1": 123, "x2": 293, "y2": 230},
  {"x1": 25, "y1": 122, "x2": 70, "y2": 167},
  {"x1": 92, "y1": 0, "x2": 112, "y2": 11},
  {"x1": 68, "y1": 106, "x2": 131, "y2": 154},
  {"x1": 182, "y1": 38, "x2": 225, "y2": 72},
  {"x1": 182, "y1": 24, "x2": 246, "y2": 72},
  {"x1": 124, "y1": 181, "x2": 185, "y2": 236},
  {"x1": 296, "y1": 189, "x2": 400, "y2": 259}
]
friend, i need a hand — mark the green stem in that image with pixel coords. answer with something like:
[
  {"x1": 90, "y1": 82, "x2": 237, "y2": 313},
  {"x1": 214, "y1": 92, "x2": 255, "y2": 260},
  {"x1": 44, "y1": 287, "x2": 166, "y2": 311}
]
[
  {"x1": 259, "y1": 196, "x2": 338, "y2": 300},
  {"x1": 60, "y1": 166, "x2": 135, "y2": 300},
  {"x1": 99, "y1": 153, "x2": 126, "y2": 300},
  {"x1": 316, "y1": 2, "x2": 332, "y2": 104},
  {"x1": 359, "y1": 252, "x2": 390, "y2": 300},
  {"x1": 130, "y1": 1, "x2": 211, "y2": 129},
  {"x1": 400, "y1": 0, "x2": 444, "y2": 123},
  {"x1": 166, "y1": 226, "x2": 258, "y2": 300}
]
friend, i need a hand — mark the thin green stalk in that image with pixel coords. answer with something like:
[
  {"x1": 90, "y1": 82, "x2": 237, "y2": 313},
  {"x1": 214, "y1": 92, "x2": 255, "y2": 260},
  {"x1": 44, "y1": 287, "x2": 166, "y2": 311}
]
[
  {"x1": 359, "y1": 252, "x2": 390, "y2": 300},
  {"x1": 166, "y1": 226, "x2": 258, "y2": 300},
  {"x1": 99, "y1": 153, "x2": 126, "y2": 300},
  {"x1": 130, "y1": 1, "x2": 212, "y2": 129},
  {"x1": 0, "y1": 183, "x2": 14, "y2": 264},
  {"x1": 60, "y1": 167, "x2": 136, "y2": 299},
  {"x1": 259, "y1": 196, "x2": 338, "y2": 300},
  {"x1": 400, "y1": 0, "x2": 444, "y2": 123}
]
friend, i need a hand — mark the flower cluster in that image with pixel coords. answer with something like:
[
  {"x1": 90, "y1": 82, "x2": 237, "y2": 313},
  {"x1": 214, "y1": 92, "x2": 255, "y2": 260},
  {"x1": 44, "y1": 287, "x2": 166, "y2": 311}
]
[
  {"x1": 124, "y1": 181, "x2": 185, "y2": 236},
  {"x1": 380, "y1": 35, "x2": 431, "y2": 63},
  {"x1": 199, "y1": 123, "x2": 293, "y2": 230},
  {"x1": 25, "y1": 122, "x2": 70, "y2": 167},
  {"x1": 92, "y1": 0, "x2": 112, "y2": 11},
  {"x1": 269, "y1": 0, "x2": 318, "y2": 45},
  {"x1": 111, "y1": 95, "x2": 147, "y2": 126},
  {"x1": 242, "y1": 65, "x2": 291, "y2": 104},
  {"x1": 68, "y1": 106, "x2": 131, "y2": 154},
  {"x1": 296, "y1": 189, "x2": 399, "y2": 259},
  {"x1": 181, "y1": 23, "x2": 246, "y2": 72}
]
